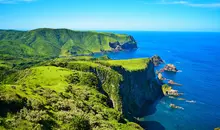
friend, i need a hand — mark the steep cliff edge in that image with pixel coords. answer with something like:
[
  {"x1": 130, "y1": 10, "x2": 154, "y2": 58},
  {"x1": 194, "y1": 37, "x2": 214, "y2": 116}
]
[
  {"x1": 60, "y1": 58, "x2": 163, "y2": 118},
  {"x1": 98, "y1": 58, "x2": 163, "y2": 119}
]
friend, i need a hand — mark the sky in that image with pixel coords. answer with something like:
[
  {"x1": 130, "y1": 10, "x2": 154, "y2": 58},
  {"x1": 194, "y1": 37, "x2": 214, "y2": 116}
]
[{"x1": 0, "y1": 0, "x2": 220, "y2": 31}]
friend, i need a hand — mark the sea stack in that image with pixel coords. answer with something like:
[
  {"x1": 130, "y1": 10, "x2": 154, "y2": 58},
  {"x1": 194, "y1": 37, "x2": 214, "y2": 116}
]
[
  {"x1": 151, "y1": 55, "x2": 164, "y2": 66},
  {"x1": 162, "y1": 64, "x2": 178, "y2": 72}
]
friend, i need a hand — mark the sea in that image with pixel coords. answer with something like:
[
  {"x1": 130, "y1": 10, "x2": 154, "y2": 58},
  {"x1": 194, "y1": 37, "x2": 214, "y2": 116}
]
[{"x1": 94, "y1": 31, "x2": 220, "y2": 130}]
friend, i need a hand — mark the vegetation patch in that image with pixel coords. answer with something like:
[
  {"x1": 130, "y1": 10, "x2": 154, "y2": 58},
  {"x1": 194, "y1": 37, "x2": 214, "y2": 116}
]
[
  {"x1": 0, "y1": 57, "x2": 146, "y2": 130},
  {"x1": 98, "y1": 58, "x2": 151, "y2": 71}
]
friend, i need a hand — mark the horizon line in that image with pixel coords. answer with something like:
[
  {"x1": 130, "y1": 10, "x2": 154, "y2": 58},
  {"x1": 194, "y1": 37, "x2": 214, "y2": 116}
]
[{"x1": 1, "y1": 28, "x2": 220, "y2": 33}]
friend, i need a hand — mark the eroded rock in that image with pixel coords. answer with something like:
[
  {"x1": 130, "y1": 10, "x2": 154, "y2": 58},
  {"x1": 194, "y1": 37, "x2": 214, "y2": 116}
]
[
  {"x1": 151, "y1": 55, "x2": 164, "y2": 66},
  {"x1": 161, "y1": 64, "x2": 178, "y2": 72},
  {"x1": 169, "y1": 103, "x2": 184, "y2": 110},
  {"x1": 168, "y1": 80, "x2": 182, "y2": 86}
]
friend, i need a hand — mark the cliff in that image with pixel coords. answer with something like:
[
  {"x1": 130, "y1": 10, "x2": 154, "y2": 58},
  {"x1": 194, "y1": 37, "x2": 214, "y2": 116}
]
[
  {"x1": 0, "y1": 56, "x2": 162, "y2": 129},
  {"x1": 98, "y1": 58, "x2": 163, "y2": 118},
  {"x1": 61, "y1": 58, "x2": 163, "y2": 118},
  {"x1": 0, "y1": 28, "x2": 137, "y2": 58}
]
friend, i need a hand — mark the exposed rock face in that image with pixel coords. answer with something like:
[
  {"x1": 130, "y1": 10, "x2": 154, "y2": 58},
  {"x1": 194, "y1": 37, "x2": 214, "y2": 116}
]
[
  {"x1": 168, "y1": 80, "x2": 182, "y2": 86},
  {"x1": 109, "y1": 36, "x2": 137, "y2": 51},
  {"x1": 109, "y1": 41, "x2": 120, "y2": 49},
  {"x1": 167, "y1": 89, "x2": 180, "y2": 96},
  {"x1": 162, "y1": 64, "x2": 178, "y2": 72},
  {"x1": 151, "y1": 55, "x2": 164, "y2": 66},
  {"x1": 157, "y1": 73, "x2": 164, "y2": 81},
  {"x1": 111, "y1": 61, "x2": 163, "y2": 118}
]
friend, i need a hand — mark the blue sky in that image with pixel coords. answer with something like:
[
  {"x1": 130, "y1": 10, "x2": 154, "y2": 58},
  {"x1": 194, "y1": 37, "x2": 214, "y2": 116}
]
[{"x1": 0, "y1": 0, "x2": 220, "y2": 31}]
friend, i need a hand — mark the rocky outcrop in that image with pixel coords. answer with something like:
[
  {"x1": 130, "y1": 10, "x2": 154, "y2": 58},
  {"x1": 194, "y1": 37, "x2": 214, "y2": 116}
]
[
  {"x1": 169, "y1": 103, "x2": 184, "y2": 110},
  {"x1": 162, "y1": 64, "x2": 178, "y2": 72},
  {"x1": 109, "y1": 41, "x2": 120, "y2": 49},
  {"x1": 157, "y1": 73, "x2": 164, "y2": 81},
  {"x1": 167, "y1": 89, "x2": 181, "y2": 96},
  {"x1": 162, "y1": 84, "x2": 183, "y2": 97},
  {"x1": 151, "y1": 55, "x2": 164, "y2": 66},
  {"x1": 168, "y1": 80, "x2": 182, "y2": 86},
  {"x1": 109, "y1": 36, "x2": 137, "y2": 51}
]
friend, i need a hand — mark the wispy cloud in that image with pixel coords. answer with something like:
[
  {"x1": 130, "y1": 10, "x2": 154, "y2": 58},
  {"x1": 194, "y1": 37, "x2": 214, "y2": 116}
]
[
  {"x1": 187, "y1": 3, "x2": 220, "y2": 8},
  {"x1": 144, "y1": 0, "x2": 220, "y2": 8},
  {"x1": 0, "y1": 0, "x2": 36, "y2": 4}
]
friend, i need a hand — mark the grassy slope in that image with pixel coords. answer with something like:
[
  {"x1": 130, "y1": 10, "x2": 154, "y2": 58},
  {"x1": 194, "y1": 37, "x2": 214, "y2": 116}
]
[
  {"x1": 16, "y1": 66, "x2": 73, "y2": 92},
  {"x1": 0, "y1": 58, "x2": 149, "y2": 130},
  {"x1": 0, "y1": 28, "x2": 136, "y2": 57},
  {"x1": 98, "y1": 58, "x2": 151, "y2": 71}
]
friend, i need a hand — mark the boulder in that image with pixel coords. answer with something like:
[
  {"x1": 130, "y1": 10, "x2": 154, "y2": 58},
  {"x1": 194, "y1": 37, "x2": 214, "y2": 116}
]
[
  {"x1": 169, "y1": 103, "x2": 184, "y2": 110},
  {"x1": 167, "y1": 89, "x2": 183, "y2": 97},
  {"x1": 157, "y1": 73, "x2": 164, "y2": 80}
]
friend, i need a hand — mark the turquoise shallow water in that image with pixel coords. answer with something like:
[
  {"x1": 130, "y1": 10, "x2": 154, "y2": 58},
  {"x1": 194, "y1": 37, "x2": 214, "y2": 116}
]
[{"x1": 94, "y1": 31, "x2": 220, "y2": 130}]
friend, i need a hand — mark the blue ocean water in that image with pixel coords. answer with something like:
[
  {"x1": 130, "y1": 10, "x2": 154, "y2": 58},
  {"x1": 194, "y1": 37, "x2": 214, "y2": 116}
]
[{"x1": 95, "y1": 31, "x2": 220, "y2": 130}]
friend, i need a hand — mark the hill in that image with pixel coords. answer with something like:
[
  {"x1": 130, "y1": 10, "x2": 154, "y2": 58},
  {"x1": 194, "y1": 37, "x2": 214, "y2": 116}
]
[{"x1": 0, "y1": 28, "x2": 137, "y2": 58}]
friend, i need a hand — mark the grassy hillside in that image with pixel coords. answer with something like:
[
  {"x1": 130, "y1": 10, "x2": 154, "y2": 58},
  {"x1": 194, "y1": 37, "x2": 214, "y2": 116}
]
[
  {"x1": 0, "y1": 57, "x2": 154, "y2": 130},
  {"x1": 98, "y1": 58, "x2": 151, "y2": 71},
  {"x1": 0, "y1": 28, "x2": 137, "y2": 58}
]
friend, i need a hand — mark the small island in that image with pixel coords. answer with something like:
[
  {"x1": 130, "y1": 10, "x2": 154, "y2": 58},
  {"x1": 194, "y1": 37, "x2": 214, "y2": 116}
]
[{"x1": 160, "y1": 64, "x2": 178, "y2": 73}]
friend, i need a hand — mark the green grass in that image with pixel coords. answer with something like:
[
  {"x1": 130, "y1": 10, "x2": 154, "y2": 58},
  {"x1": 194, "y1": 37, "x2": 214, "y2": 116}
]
[
  {"x1": 69, "y1": 61, "x2": 101, "y2": 68},
  {"x1": 0, "y1": 62, "x2": 143, "y2": 130},
  {"x1": 66, "y1": 60, "x2": 123, "y2": 111},
  {"x1": 99, "y1": 58, "x2": 151, "y2": 71},
  {"x1": 14, "y1": 66, "x2": 73, "y2": 92}
]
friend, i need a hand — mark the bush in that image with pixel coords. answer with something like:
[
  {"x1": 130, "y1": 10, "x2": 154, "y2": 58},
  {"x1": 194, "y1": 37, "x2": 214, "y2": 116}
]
[
  {"x1": 70, "y1": 115, "x2": 91, "y2": 130},
  {"x1": 67, "y1": 73, "x2": 80, "y2": 84}
]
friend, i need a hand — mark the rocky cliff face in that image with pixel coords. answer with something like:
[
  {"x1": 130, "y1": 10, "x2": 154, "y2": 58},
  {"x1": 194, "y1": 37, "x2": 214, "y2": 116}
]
[
  {"x1": 109, "y1": 36, "x2": 137, "y2": 51},
  {"x1": 109, "y1": 60, "x2": 163, "y2": 118}
]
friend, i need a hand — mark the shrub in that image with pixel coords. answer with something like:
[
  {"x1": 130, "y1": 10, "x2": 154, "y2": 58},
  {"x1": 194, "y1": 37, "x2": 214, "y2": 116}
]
[{"x1": 70, "y1": 115, "x2": 91, "y2": 130}]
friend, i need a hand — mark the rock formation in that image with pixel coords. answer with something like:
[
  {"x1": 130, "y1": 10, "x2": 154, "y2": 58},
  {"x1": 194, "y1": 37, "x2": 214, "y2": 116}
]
[
  {"x1": 168, "y1": 80, "x2": 182, "y2": 86},
  {"x1": 109, "y1": 36, "x2": 137, "y2": 51},
  {"x1": 169, "y1": 103, "x2": 184, "y2": 110},
  {"x1": 158, "y1": 72, "x2": 164, "y2": 81},
  {"x1": 151, "y1": 55, "x2": 164, "y2": 66},
  {"x1": 161, "y1": 64, "x2": 178, "y2": 72}
]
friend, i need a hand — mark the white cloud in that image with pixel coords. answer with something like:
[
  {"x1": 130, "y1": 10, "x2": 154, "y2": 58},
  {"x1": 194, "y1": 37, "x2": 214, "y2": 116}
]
[
  {"x1": 144, "y1": 0, "x2": 220, "y2": 8},
  {"x1": 0, "y1": 0, "x2": 35, "y2": 4},
  {"x1": 187, "y1": 3, "x2": 220, "y2": 8}
]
